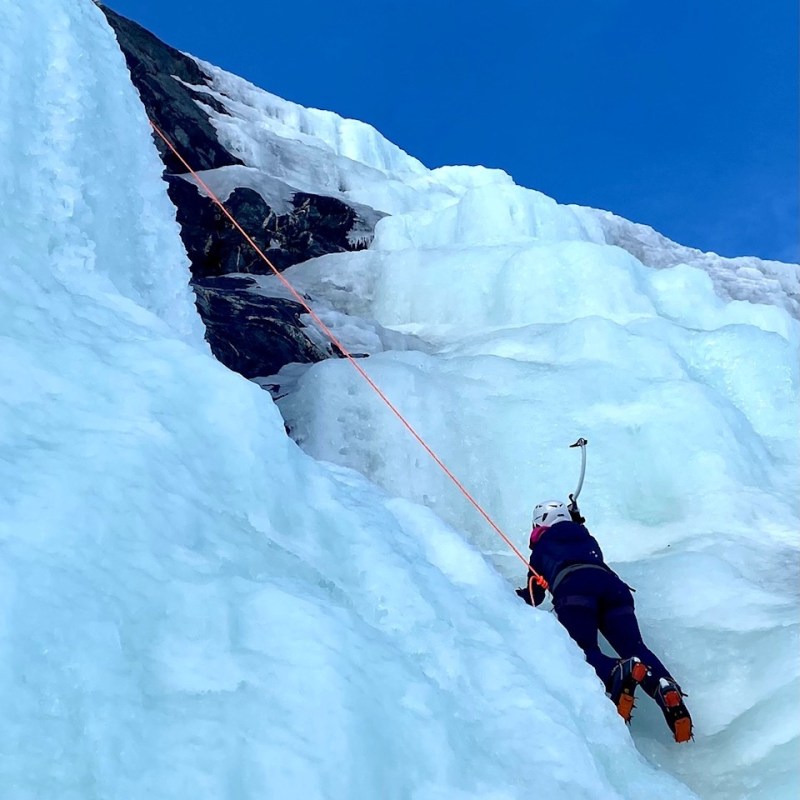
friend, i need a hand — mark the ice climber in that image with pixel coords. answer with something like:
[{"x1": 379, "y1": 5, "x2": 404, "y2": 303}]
[{"x1": 515, "y1": 500, "x2": 693, "y2": 743}]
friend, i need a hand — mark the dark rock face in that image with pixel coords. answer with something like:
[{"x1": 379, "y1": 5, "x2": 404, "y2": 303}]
[
  {"x1": 102, "y1": 5, "x2": 240, "y2": 174},
  {"x1": 166, "y1": 177, "x2": 368, "y2": 279},
  {"x1": 101, "y1": 5, "x2": 382, "y2": 379},
  {"x1": 192, "y1": 276, "x2": 329, "y2": 379}
]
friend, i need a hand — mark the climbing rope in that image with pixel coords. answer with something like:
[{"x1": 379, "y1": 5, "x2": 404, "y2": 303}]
[{"x1": 149, "y1": 119, "x2": 547, "y2": 589}]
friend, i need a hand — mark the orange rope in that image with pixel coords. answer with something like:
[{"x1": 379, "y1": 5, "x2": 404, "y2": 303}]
[{"x1": 149, "y1": 119, "x2": 547, "y2": 589}]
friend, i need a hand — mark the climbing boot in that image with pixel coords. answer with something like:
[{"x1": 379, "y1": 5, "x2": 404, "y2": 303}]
[
  {"x1": 655, "y1": 678, "x2": 693, "y2": 743},
  {"x1": 606, "y1": 657, "x2": 648, "y2": 722}
]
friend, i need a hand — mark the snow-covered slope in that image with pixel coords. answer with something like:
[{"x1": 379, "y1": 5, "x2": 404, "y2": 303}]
[
  {"x1": 0, "y1": 2, "x2": 711, "y2": 798},
  {"x1": 174, "y1": 29, "x2": 799, "y2": 800},
  {"x1": 593, "y1": 210, "x2": 799, "y2": 317},
  {"x1": 193, "y1": 58, "x2": 798, "y2": 319}
]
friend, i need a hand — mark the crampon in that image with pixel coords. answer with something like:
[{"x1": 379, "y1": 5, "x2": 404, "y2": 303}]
[
  {"x1": 656, "y1": 679, "x2": 693, "y2": 743},
  {"x1": 607, "y1": 657, "x2": 648, "y2": 723}
]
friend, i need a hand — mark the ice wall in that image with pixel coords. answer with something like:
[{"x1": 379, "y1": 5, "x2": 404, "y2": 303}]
[
  {"x1": 274, "y1": 180, "x2": 799, "y2": 799},
  {"x1": 0, "y1": 1, "x2": 202, "y2": 341},
  {"x1": 180, "y1": 37, "x2": 798, "y2": 800},
  {"x1": 195, "y1": 56, "x2": 798, "y2": 318},
  {"x1": 0, "y1": 2, "x2": 699, "y2": 798}
]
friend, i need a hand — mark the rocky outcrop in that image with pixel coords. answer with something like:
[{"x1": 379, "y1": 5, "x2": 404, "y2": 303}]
[
  {"x1": 101, "y1": 6, "x2": 239, "y2": 174},
  {"x1": 101, "y1": 5, "x2": 381, "y2": 379},
  {"x1": 192, "y1": 276, "x2": 328, "y2": 379},
  {"x1": 165, "y1": 177, "x2": 369, "y2": 279}
]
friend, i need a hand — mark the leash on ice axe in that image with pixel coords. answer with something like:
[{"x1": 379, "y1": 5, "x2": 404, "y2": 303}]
[{"x1": 567, "y1": 437, "x2": 588, "y2": 523}]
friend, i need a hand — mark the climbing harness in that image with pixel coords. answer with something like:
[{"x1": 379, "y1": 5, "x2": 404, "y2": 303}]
[{"x1": 148, "y1": 120, "x2": 548, "y2": 587}]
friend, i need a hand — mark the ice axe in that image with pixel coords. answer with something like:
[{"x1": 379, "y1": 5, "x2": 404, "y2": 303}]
[{"x1": 568, "y1": 437, "x2": 588, "y2": 511}]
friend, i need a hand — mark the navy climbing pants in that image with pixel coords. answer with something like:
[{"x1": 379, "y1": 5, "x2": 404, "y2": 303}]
[{"x1": 553, "y1": 568, "x2": 671, "y2": 697}]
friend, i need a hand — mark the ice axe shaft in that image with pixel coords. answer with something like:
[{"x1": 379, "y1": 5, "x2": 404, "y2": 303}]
[{"x1": 569, "y1": 437, "x2": 588, "y2": 503}]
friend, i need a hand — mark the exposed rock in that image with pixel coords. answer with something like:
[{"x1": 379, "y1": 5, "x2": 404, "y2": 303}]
[
  {"x1": 166, "y1": 176, "x2": 369, "y2": 278},
  {"x1": 101, "y1": 5, "x2": 240, "y2": 173},
  {"x1": 101, "y1": 5, "x2": 384, "y2": 378},
  {"x1": 192, "y1": 276, "x2": 329, "y2": 379}
]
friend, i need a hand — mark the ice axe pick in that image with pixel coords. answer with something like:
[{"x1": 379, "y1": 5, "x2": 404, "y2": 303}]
[{"x1": 569, "y1": 437, "x2": 588, "y2": 506}]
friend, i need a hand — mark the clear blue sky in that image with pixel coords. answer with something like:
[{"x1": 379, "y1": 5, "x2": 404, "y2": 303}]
[{"x1": 108, "y1": 0, "x2": 798, "y2": 262}]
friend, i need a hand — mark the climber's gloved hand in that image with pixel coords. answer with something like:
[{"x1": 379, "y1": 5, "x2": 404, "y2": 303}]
[
  {"x1": 515, "y1": 586, "x2": 533, "y2": 606},
  {"x1": 568, "y1": 495, "x2": 585, "y2": 524}
]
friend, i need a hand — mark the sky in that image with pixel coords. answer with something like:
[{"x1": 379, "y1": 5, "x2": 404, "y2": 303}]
[{"x1": 106, "y1": 0, "x2": 798, "y2": 263}]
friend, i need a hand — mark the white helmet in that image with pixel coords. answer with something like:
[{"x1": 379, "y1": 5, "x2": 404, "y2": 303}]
[{"x1": 532, "y1": 500, "x2": 571, "y2": 528}]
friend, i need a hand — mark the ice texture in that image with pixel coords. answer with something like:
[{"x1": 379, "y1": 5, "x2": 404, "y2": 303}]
[
  {"x1": 215, "y1": 47, "x2": 800, "y2": 800},
  {"x1": 0, "y1": 2, "x2": 705, "y2": 799},
  {"x1": 591, "y1": 209, "x2": 800, "y2": 317},
  {"x1": 273, "y1": 227, "x2": 799, "y2": 798},
  {"x1": 195, "y1": 58, "x2": 799, "y2": 320}
]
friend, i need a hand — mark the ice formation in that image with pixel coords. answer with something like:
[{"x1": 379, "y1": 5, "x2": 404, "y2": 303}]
[
  {"x1": 1, "y1": 2, "x2": 797, "y2": 799},
  {"x1": 195, "y1": 24, "x2": 798, "y2": 800}
]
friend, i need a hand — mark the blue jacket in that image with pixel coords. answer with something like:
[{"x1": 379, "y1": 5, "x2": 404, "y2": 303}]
[{"x1": 522, "y1": 520, "x2": 611, "y2": 606}]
